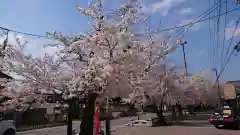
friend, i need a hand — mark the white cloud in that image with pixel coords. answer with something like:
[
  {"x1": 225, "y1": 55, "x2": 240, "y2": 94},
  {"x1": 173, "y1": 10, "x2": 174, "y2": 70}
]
[
  {"x1": 225, "y1": 20, "x2": 240, "y2": 40},
  {"x1": 197, "y1": 50, "x2": 205, "y2": 56},
  {"x1": 225, "y1": 27, "x2": 240, "y2": 40},
  {"x1": 180, "y1": 7, "x2": 192, "y2": 15},
  {"x1": 140, "y1": 3, "x2": 152, "y2": 14},
  {"x1": 0, "y1": 33, "x2": 25, "y2": 46},
  {"x1": 0, "y1": 33, "x2": 59, "y2": 57},
  {"x1": 152, "y1": 0, "x2": 188, "y2": 16},
  {"x1": 178, "y1": 18, "x2": 201, "y2": 32}
]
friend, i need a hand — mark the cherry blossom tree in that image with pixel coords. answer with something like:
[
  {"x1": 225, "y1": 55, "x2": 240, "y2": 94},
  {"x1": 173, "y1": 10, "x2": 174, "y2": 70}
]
[
  {"x1": 0, "y1": 34, "x2": 72, "y2": 112},
  {"x1": 1, "y1": 0, "x2": 183, "y2": 134},
  {"x1": 0, "y1": 81, "x2": 43, "y2": 112},
  {"x1": 127, "y1": 54, "x2": 215, "y2": 123},
  {"x1": 44, "y1": 0, "x2": 180, "y2": 134},
  {"x1": 126, "y1": 60, "x2": 180, "y2": 124}
]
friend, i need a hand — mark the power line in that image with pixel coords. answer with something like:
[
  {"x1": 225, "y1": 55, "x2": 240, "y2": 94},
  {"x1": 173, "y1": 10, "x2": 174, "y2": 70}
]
[
  {"x1": 176, "y1": 0, "x2": 226, "y2": 37},
  {"x1": 160, "y1": 6, "x2": 240, "y2": 32},
  {"x1": 0, "y1": 6, "x2": 239, "y2": 41},
  {"x1": 212, "y1": 0, "x2": 217, "y2": 68},
  {"x1": 213, "y1": 0, "x2": 223, "y2": 67},
  {"x1": 212, "y1": 0, "x2": 219, "y2": 68},
  {"x1": 0, "y1": 26, "x2": 53, "y2": 39},
  {"x1": 208, "y1": 0, "x2": 213, "y2": 68},
  {"x1": 214, "y1": 0, "x2": 222, "y2": 69},
  {"x1": 220, "y1": 17, "x2": 240, "y2": 71},
  {"x1": 217, "y1": 50, "x2": 234, "y2": 80},
  {"x1": 220, "y1": 0, "x2": 228, "y2": 69},
  {"x1": 216, "y1": 17, "x2": 240, "y2": 80}
]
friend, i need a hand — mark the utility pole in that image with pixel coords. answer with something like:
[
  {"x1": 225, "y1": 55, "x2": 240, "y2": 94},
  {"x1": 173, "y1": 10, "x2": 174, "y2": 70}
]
[
  {"x1": 211, "y1": 68, "x2": 223, "y2": 104},
  {"x1": 178, "y1": 40, "x2": 188, "y2": 76}
]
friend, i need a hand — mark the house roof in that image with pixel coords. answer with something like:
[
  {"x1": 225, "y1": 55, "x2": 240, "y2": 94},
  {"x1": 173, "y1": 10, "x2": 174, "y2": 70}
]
[{"x1": 226, "y1": 80, "x2": 240, "y2": 87}]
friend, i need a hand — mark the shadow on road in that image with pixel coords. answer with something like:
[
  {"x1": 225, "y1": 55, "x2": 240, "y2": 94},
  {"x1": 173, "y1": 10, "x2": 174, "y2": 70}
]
[
  {"x1": 171, "y1": 113, "x2": 213, "y2": 127},
  {"x1": 184, "y1": 114, "x2": 211, "y2": 120},
  {"x1": 173, "y1": 121, "x2": 212, "y2": 127}
]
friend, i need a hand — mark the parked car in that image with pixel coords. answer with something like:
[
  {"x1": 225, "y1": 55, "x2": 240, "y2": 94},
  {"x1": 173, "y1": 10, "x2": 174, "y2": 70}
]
[
  {"x1": 208, "y1": 105, "x2": 240, "y2": 129},
  {"x1": 0, "y1": 112, "x2": 16, "y2": 135}
]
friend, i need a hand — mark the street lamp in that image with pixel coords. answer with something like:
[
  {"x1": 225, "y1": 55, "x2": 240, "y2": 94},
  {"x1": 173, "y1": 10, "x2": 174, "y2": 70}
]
[{"x1": 177, "y1": 39, "x2": 188, "y2": 76}]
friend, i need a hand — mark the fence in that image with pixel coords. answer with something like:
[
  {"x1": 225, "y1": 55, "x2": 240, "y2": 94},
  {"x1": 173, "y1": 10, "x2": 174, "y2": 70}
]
[
  {"x1": 16, "y1": 113, "x2": 67, "y2": 131},
  {"x1": 3, "y1": 108, "x2": 67, "y2": 131}
]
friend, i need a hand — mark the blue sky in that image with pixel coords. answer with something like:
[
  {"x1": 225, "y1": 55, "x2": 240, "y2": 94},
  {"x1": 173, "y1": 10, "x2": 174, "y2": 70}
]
[{"x1": 0, "y1": 0, "x2": 240, "y2": 82}]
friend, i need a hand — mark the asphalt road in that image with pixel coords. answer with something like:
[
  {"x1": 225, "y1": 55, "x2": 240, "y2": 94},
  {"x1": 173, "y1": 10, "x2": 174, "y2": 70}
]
[
  {"x1": 112, "y1": 126, "x2": 240, "y2": 135},
  {"x1": 17, "y1": 120, "x2": 128, "y2": 135},
  {"x1": 17, "y1": 113, "x2": 164, "y2": 135},
  {"x1": 18, "y1": 116, "x2": 139, "y2": 135},
  {"x1": 17, "y1": 112, "x2": 222, "y2": 135},
  {"x1": 113, "y1": 112, "x2": 240, "y2": 135}
]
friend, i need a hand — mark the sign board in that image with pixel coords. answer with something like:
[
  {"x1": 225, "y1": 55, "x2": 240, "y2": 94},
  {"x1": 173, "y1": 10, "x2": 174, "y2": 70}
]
[
  {"x1": 224, "y1": 84, "x2": 236, "y2": 99},
  {"x1": 223, "y1": 109, "x2": 232, "y2": 115}
]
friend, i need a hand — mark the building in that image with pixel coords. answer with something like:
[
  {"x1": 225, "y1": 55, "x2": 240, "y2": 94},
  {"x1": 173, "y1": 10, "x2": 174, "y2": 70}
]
[{"x1": 225, "y1": 80, "x2": 240, "y2": 100}]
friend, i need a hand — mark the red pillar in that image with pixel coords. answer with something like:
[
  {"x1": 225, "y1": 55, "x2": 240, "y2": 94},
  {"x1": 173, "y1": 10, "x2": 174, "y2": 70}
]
[{"x1": 95, "y1": 102, "x2": 101, "y2": 135}]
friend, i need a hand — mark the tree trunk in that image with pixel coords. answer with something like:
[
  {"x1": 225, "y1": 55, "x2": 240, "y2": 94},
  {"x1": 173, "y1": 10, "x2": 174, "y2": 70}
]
[
  {"x1": 154, "y1": 103, "x2": 167, "y2": 125},
  {"x1": 67, "y1": 99, "x2": 72, "y2": 135},
  {"x1": 176, "y1": 104, "x2": 183, "y2": 117},
  {"x1": 171, "y1": 105, "x2": 176, "y2": 120},
  {"x1": 79, "y1": 93, "x2": 98, "y2": 135},
  {"x1": 105, "y1": 98, "x2": 111, "y2": 135},
  {"x1": 67, "y1": 99, "x2": 73, "y2": 135}
]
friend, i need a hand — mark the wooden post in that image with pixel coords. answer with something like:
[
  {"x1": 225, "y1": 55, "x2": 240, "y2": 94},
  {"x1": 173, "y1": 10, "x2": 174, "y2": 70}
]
[
  {"x1": 67, "y1": 98, "x2": 73, "y2": 135},
  {"x1": 105, "y1": 97, "x2": 111, "y2": 135}
]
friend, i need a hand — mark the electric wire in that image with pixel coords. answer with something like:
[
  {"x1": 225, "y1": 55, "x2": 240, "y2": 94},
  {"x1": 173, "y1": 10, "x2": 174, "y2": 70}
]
[
  {"x1": 220, "y1": 17, "x2": 240, "y2": 71},
  {"x1": 216, "y1": 17, "x2": 240, "y2": 81},
  {"x1": 176, "y1": 0, "x2": 226, "y2": 37},
  {"x1": 208, "y1": 0, "x2": 213, "y2": 68},
  {"x1": 219, "y1": 0, "x2": 228, "y2": 70},
  {"x1": 0, "y1": 5, "x2": 239, "y2": 41},
  {"x1": 214, "y1": 0, "x2": 222, "y2": 69}
]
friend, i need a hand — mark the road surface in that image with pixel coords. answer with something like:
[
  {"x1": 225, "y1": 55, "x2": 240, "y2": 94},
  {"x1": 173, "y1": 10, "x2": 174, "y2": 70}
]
[
  {"x1": 112, "y1": 126, "x2": 240, "y2": 135},
  {"x1": 17, "y1": 118, "x2": 133, "y2": 135},
  {"x1": 17, "y1": 113, "x2": 162, "y2": 135},
  {"x1": 113, "y1": 112, "x2": 240, "y2": 135},
  {"x1": 17, "y1": 112, "x2": 238, "y2": 135}
]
